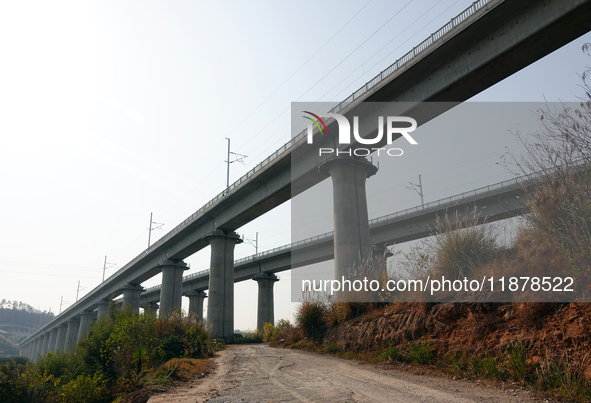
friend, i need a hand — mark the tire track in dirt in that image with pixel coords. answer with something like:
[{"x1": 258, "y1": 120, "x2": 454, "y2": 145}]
[{"x1": 148, "y1": 344, "x2": 539, "y2": 403}]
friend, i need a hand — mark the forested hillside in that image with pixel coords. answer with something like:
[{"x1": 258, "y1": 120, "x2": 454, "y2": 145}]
[{"x1": 0, "y1": 300, "x2": 54, "y2": 329}]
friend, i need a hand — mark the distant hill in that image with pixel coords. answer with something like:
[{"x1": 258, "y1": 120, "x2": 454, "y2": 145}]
[
  {"x1": 0, "y1": 299, "x2": 54, "y2": 328},
  {"x1": 0, "y1": 300, "x2": 54, "y2": 354}
]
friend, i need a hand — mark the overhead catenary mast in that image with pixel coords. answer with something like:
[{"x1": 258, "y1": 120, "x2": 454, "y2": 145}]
[
  {"x1": 147, "y1": 212, "x2": 164, "y2": 248},
  {"x1": 407, "y1": 174, "x2": 424, "y2": 207},
  {"x1": 225, "y1": 137, "x2": 247, "y2": 189}
]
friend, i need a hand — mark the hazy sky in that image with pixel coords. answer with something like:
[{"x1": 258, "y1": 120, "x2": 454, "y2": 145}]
[{"x1": 1, "y1": 1, "x2": 590, "y2": 330}]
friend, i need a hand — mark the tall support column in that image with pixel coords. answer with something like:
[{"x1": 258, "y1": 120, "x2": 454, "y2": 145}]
[
  {"x1": 97, "y1": 300, "x2": 109, "y2": 320},
  {"x1": 27, "y1": 340, "x2": 33, "y2": 359},
  {"x1": 253, "y1": 273, "x2": 279, "y2": 332},
  {"x1": 39, "y1": 335, "x2": 47, "y2": 356},
  {"x1": 64, "y1": 317, "x2": 80, "y2": 352},
  {"x1": 48, "y1": 328, "x2": 58, "y2": 353},
  {"x1": 37, "y1": 335, "x2": 45, "y2": 357},
  {"x1": 185, "y1": 290, "x2": 207, "y2": 319},
  {"x1": 55, "y1": 323, "x2": 68, "y2": 352},
  {"x1": 77, "y1": 310, "x2": 96, "y2": 343},
  {"x1": 205, "y1": 230, "x2": 242, "y2": 342},
  {"x1": 35, "y1": 336, "x2": 43, "y2": 356},
  {"x1": 319, "y1": 156, "x2": 378, "y2": 282},
  {"x1": 142, "y1": 302, "x2": 159, "y2": 316},
  {"x1": 121, "y1": 284, "x2": 144, "y2": 313},
  {"x1": 41, "y1": 331, "x2": 51, "y2": 356},
  {"x1": 158, "y1": 261, "x2": 188, "y2": 316},
  {"x1": 31, "y1": 338, "x2": 39, "y2": 359}
]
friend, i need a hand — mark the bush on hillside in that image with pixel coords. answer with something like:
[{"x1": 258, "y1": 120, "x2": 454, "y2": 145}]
[
  {"x1": 0, "y1": 309, "x2": 213, "y2": 403},
  {"x1": 428, "y1": 209, "x2": 499, "y2": 281},
  {"x1": 295, "y1": 300, "x2": 328, "y2": 341}
]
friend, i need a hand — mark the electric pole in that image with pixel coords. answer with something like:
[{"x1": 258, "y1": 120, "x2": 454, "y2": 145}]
[
  {"x1": 102, "y1": 256, "x2": 116, "y2": 283},
  {"x1": 224, "y1": 137, "x2": 247, "y2": 189},
  {"x1": 148, "y1": 212, "x2": 152, "y2": 247},
  {"x1": 148, "y1": 212, "x2": 164, "y2": 248},
  {"x1": 245, "y1": 232, "x2": 259, "y2": 255},
  {"x1": 407, "y1": 174, "x2": 424, "y2": 207},
  {"x1": 226, "y1": 138, "x2": 230, "y2": 188},
  {"x1": 59, "y1": 296, "x2": 67, "y2": 314}
]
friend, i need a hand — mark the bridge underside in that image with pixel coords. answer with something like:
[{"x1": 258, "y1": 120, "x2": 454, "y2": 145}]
[{"x1": 138, "y1": 183, "x2": 526, "y2": 305}]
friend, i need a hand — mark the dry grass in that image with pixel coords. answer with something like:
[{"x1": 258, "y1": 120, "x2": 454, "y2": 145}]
[{"x1": 157, "y1": 358, "x2": 214, "y2": 382}]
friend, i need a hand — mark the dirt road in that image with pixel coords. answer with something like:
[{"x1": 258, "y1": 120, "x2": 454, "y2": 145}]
[{"x1": 147, "y1": 344, "x2": 538, "y2": 403}]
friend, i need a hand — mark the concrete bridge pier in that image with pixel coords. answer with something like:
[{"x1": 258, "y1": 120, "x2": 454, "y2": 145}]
[
  {"x1": 205, "y1": 230, "x2": 242, "y2": 343},
  {"x1": 319, "y1": 156, "x2": 378, "y2": 283},
  {"x1": 26, "y1": 340, "x2": 33, "y2": 358},
  {"x1": 77, "y1": 310, "x2": 96, "y2": 343},
  {"x1": 32, "y1": 337, "x2": 41, "y2": 358},
  {"x1": 253, "y1": 273, "x2": 279, "y2": 332},
  {"x1": 55, "y1": 323, "x2": 68, "y2": 352},
  {"x1": 48, "y1": 327, "x2": 58, "y2": 353},
  {"x1": 158, "y1": 260, "x2": 188, "y2": 316},
  {"x1": 64, "y1": 317, "x2": 80, "y2": 352},
  {"x1": 185, "y1": 290, "x2": 207, "y2": 319},
  {"x1": 38, "y1": 336, "x2": 46, "y2": 356},
  {"x1": 28, "y1": 342, "x2": 34, "y2": 358},
  {"x1": 33, "y1": 337, "x2": 40, "y2": 357},
  {"x1": 121, "y1": 284, "x2": 145, "y2": 313},
  {"x1": 97, "y1": 299, "x2": 109, "y2": 319},
  {"x1": 42, "y1": 331, "x2": 50, "y2": 356},
  {"x1": 142, "y1": 301, "x2": 159, "y2": 316},
  {"x1": 28, "y1": 339, "x2": 35, "y2": 359}
]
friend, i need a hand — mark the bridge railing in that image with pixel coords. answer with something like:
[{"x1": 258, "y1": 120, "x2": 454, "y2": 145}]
[
  {"x1": 104, "y1": 0, "x2": 493, "y2": 286},
  {"x1": 369, "y1": 174, "x2": 522, "y2": 225},
  {"x1": 325, "y1": 0, "x2": 491, "y2": 116}
]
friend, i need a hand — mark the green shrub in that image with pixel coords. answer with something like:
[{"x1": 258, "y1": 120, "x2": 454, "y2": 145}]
[
  {"x1": 504, "y1": 341, "x2": 528, "y2": 380},
  {"x1": 4, "y1": 310, "x2": 213, "y2": 402},
  {"x1": 262, "y1": 323, "x2": 276, "y2": 342},
  {"x1": 263, "y1": 319, "x2": 292, "y2": 342},
  {"x1": 406, "y1": 341, "x2": 434, "y2": 365},
  {"x1": 58, "y1": 373, "x2": 109, "y2": 403},
  {"x1": 325, "y1": 343, "x2": 341, "y2": 354},
  {"x1": 0, "y1": 357, "x2": 28, "y2": 366},
  {"x1": 35, "y1": 351, "x2": 84, "y2": 385},
  {"x1": 296, "y1": 301, "x2": 327, "y2": 341},
  {"x1": 379, "y1": 346, "x2": 403, "y2": 362}
]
